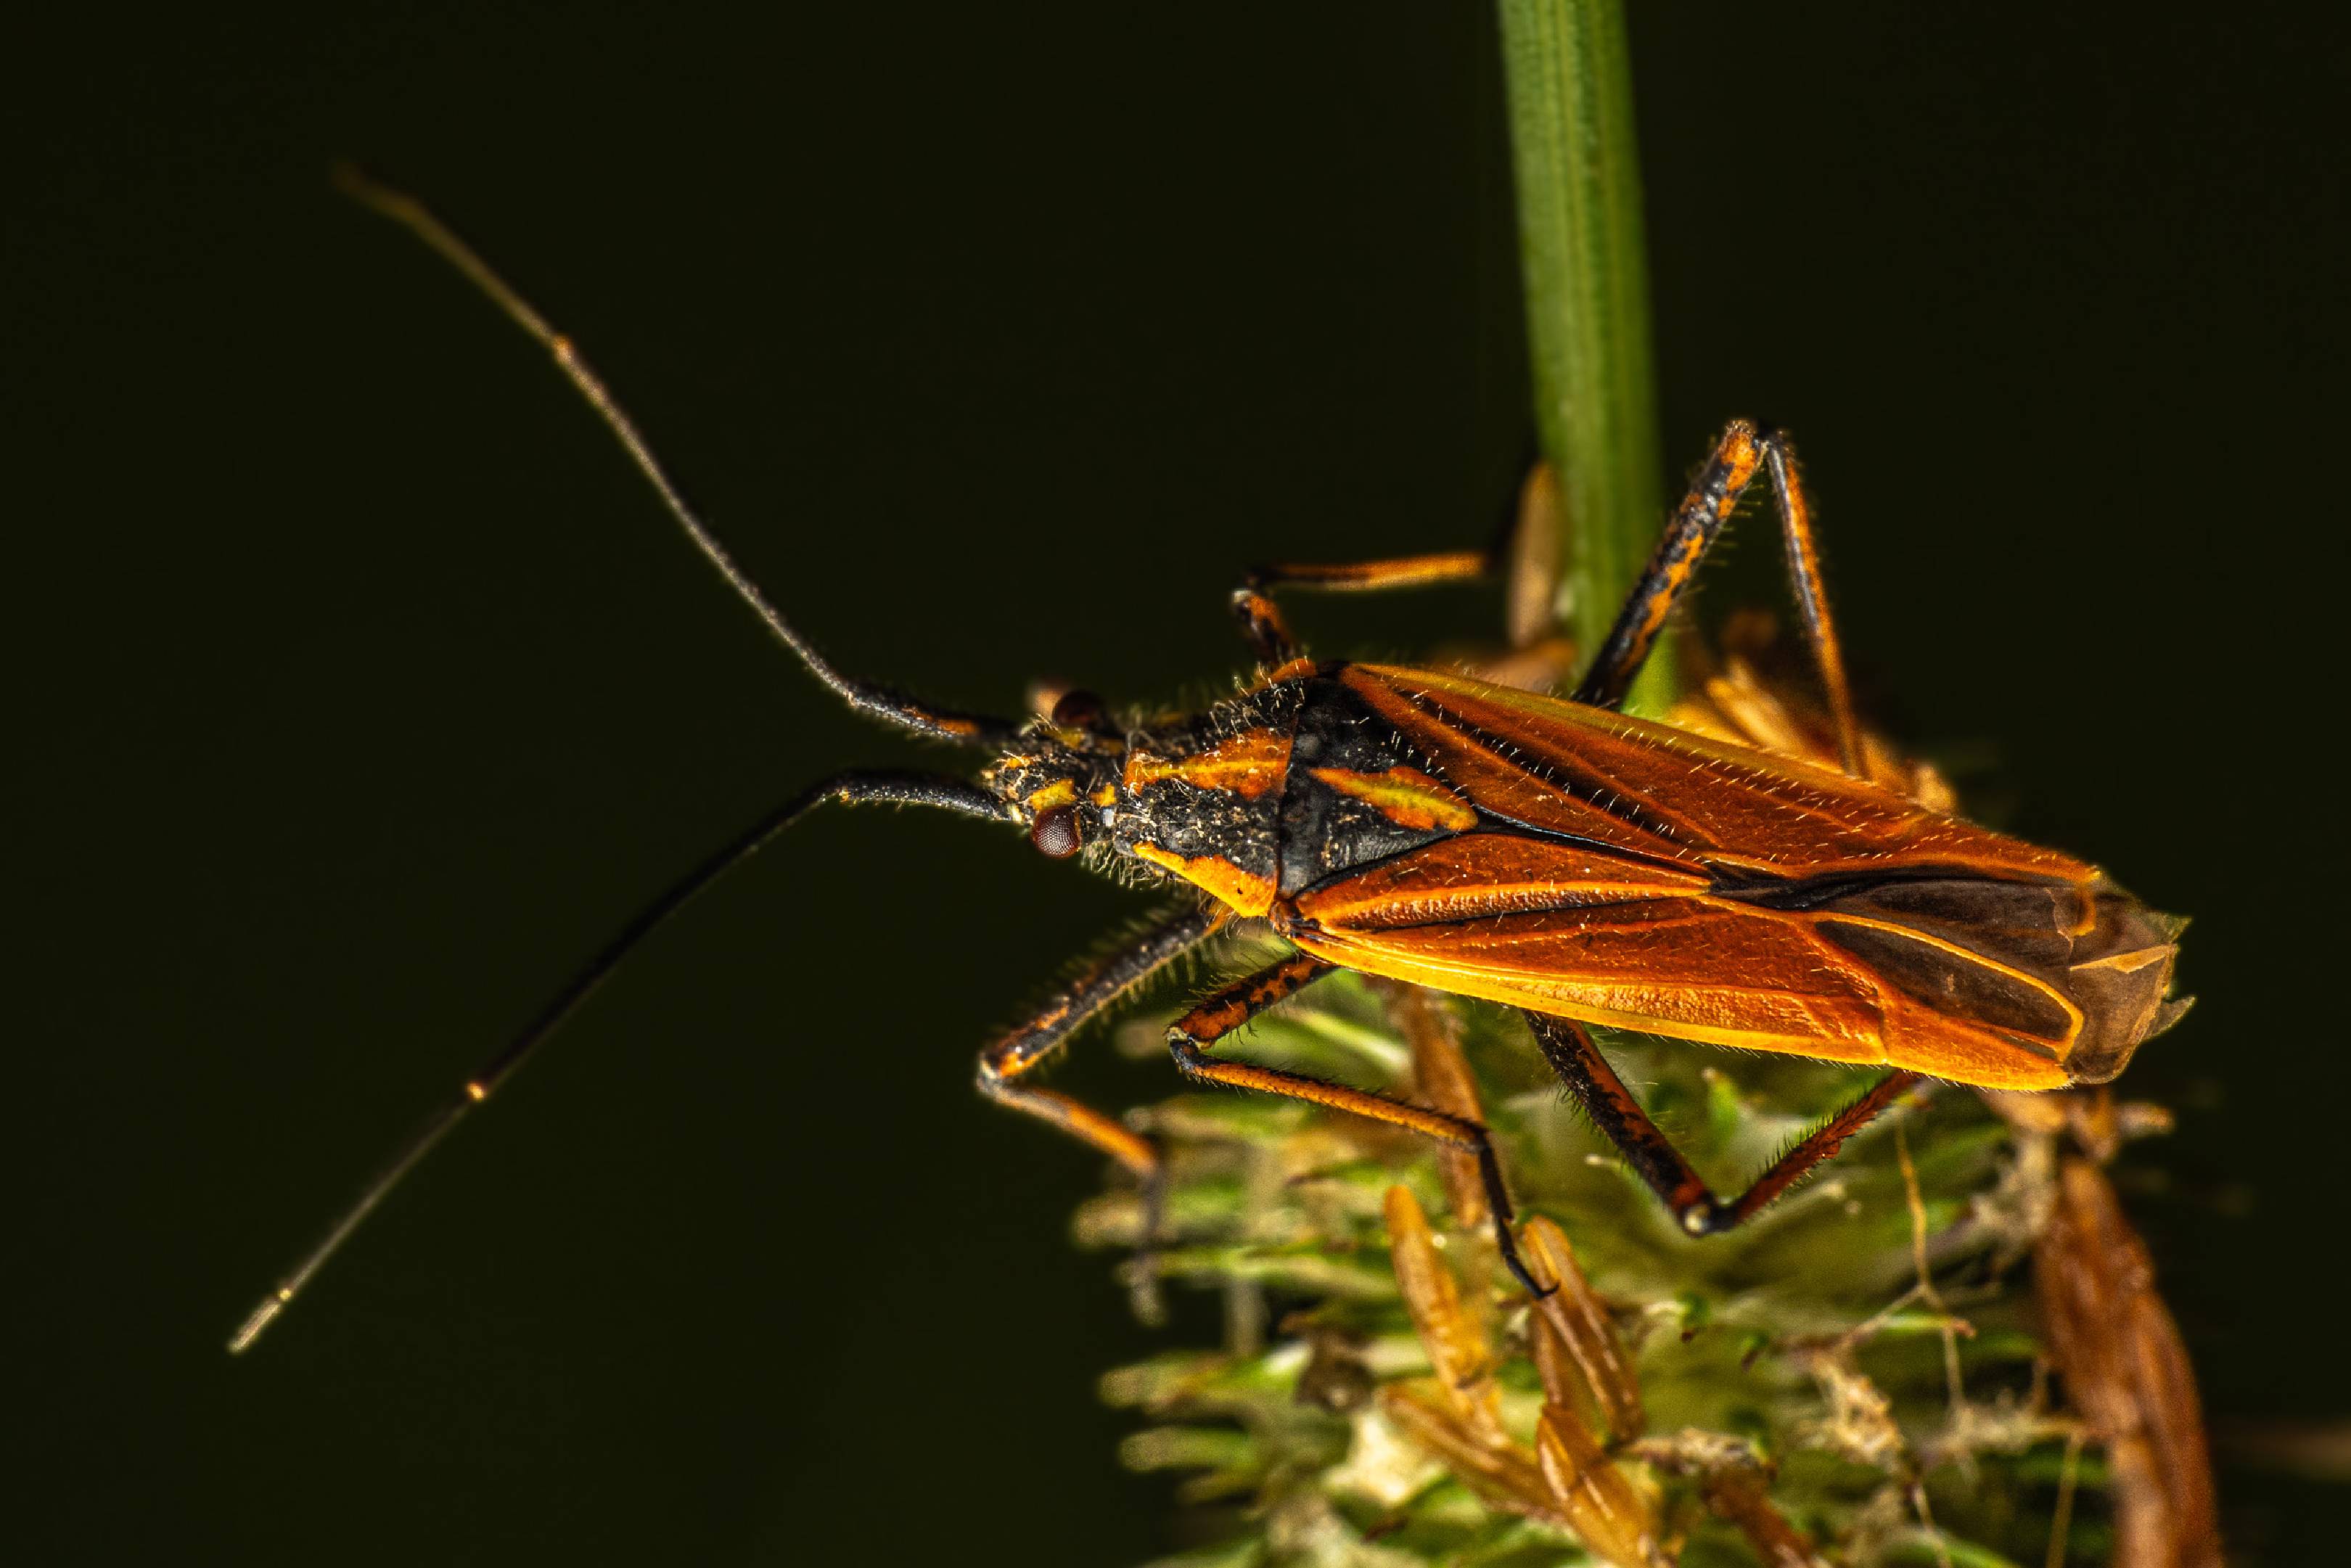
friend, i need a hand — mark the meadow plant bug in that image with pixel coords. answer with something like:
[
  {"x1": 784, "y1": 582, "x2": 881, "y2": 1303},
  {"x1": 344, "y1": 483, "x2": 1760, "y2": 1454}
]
[{"x1": 231, "y1": 173, "x2": 2188, "y2": 1350}]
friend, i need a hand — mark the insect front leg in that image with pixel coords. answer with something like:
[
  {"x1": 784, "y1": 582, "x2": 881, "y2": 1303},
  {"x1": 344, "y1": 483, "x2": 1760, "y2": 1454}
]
[
  {"x1": 1525, "y1": 1013, "x2": 1923, "y2": 1236},
  {"x1": 1165, "y1": 956, "x2": 1551, "y2": 1299},
  {"x1": 976, "y1": 908, "x2": 1220, "y2": 1308},
  {"x1": 977, "y1": 907, "x2": 1221, "y2": 1170},
  {"x1": 1575, "y1": 422, "x2": 1863, "y2": 775}
]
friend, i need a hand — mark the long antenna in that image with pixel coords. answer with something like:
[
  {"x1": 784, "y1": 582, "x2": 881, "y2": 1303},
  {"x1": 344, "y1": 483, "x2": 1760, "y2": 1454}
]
[
  {"x1": 229, "y1": 771, "x2": 1006, "y2": 1353},
  {"x1": 330, "y1": 163, "x2": 1017, "y2": 748}
]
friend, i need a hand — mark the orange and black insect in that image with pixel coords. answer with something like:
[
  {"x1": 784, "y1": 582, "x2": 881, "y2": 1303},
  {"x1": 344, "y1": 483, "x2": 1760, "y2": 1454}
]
[{"x1": 230, "y1": 173, "x2": 2190, "y2": 1348}]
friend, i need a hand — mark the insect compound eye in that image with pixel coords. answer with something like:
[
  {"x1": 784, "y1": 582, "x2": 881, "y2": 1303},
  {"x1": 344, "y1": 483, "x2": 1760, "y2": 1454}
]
[
  {"x1": 1030, "y1": 803, "x2": 1084, "y2": 858},
  {"x1": 1050, "y1": 689, "x2": 1108, "y2": 733}
]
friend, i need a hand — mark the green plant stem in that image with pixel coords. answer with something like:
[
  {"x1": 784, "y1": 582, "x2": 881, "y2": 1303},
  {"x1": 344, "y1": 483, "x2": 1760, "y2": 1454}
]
[{"x1": 1495, "y1": 0, "x2": 1668, "y2": 705}]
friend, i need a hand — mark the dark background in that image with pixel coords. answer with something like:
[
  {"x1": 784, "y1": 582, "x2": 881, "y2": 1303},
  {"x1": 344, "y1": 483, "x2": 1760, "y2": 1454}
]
[{"x1": 15, "y1": 4, "x2": 2346, "y2": 1562}]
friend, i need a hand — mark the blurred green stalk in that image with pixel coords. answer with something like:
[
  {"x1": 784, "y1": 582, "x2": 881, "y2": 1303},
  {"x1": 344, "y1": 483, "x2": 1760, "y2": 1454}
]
[{"x1": 1495, "y1": 0, "x2": 1668, "y2": 705}]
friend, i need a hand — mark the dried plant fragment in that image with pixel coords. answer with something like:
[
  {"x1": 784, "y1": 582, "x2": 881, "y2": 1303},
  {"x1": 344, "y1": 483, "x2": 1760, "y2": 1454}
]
[
  {"x1": 1381, "y1": 1185, "x2": 1504, "y2": 1442},
  {"x1": 1381, "y1": 982, "x2": 1490, "y2": 1233},
  {"x1": 1535, "y1": 1404, "x2": 1666, "y2": 1568},
  {"x1": 1382, "y1": 1185, "x2": 1665, "y2": 1567},
  {"x1": 1699, "y1": 1468, "x2": 1829, "y2": 1568},
  {"x1": 1376, "y1": 1381, "x2": 1560, "y2": 1527},
  {"x1": 2036, "y1": 1156, "x2": 2223, "y2": 1568},
  {"x1": 1522, "y1": 1213, "x2": 1644, "y2": 1440},
  {"x1": 1786, "y1": 1341, "x2": 1908, "y2": 1471}
]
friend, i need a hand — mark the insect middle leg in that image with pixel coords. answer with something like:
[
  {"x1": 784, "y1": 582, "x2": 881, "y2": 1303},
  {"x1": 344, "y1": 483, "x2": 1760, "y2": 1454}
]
[
  {"x1": 1525, "y1": 1013, "x2": 1923, "y2": 1236},
  {"x1": 1574, "y1": 421, "x2": 1863, "y2": 775},
  {"x1": 1231, "y1": 550, "x2": 1494, "y2": 664},
  {"x1": 1230, "y1": 463, "x2": 1582, "y2": 670},
  {"x1": 1166, "y1": 954, "x2": 1551, "y2": 1297}
]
